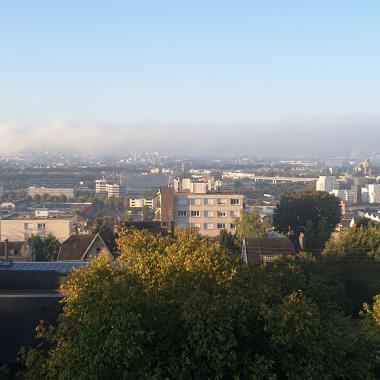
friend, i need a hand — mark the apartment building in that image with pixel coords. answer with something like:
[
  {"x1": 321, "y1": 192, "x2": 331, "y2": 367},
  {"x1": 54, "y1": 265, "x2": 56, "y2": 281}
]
[
  {"x1": 95, "y1": 179, "x2": 124, "y2": 199},
  {"x1": 129, "y1": 197, "x2": 156, "y2": 208},
  {"x1": 332, "y1": 189, "x2": 356, "y2": 205},
  {"x1": 315, "y1": 176, "x2": 339, "y2": 192},
  {"x1": 156, "y1": 178, "x2": 244, "y2": 237},
  {"x1": 27, "y1": 187, "x2": 75, "y2": 198},
  {"x1": 368, "y1": 184, "x2": 380, "y2": 204},
  {"x1": 0, "y1": 210, "x2": 78, "y2": 242}
]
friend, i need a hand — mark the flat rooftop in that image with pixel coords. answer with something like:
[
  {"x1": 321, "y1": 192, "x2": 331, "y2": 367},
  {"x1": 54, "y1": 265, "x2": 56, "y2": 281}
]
[
  {"x1": 1, "y1": 212, "x2": 76, "y2": 220},
  {"x1": 174, "y1": 190, "x2": 243, "y2": 195}
]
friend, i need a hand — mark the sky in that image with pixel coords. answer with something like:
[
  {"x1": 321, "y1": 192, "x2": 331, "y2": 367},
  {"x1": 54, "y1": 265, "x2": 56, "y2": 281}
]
[{"x1": 1, "y1": 1, "x2": 380, "y2": 157}]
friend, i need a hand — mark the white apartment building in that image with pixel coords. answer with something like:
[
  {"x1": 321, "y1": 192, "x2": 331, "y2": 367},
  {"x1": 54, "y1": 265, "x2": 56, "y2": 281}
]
[
  {"x1": 95, "y1": 179, "x2": 107, "y2": 194},
  {"x1": 95, "y1": 179, "x2": 124, "y2": 199},
  {"x1": 331, "y1": 189, "x2": 356, "y2": 204},
  {"x1": 129, "y1": 197, "x2": 156, "y2": 208},
  {"x1": 0, "y1": 210, "x2": 78, "y2": 242},
  {"x1": 367, "y1": 184, "x2": 380, "y2": 204},
  {"x1": 316, "y1": 176, "x2": 339, "y2": 193},
  {"x1": 156, "y1": 178, "x2": 244, "y2": 237}
]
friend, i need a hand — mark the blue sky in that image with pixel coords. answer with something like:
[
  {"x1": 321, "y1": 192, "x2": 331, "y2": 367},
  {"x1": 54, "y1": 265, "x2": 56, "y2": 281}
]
[{"x1": 0, "y1": 1, "x2": 379, "y2": 156}]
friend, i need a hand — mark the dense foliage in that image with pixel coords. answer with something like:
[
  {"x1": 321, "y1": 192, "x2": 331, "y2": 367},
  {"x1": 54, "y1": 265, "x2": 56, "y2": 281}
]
[
  {"x1": 324, "y1": 225, "x2": 380, "y2": 258},
  {"x1": 28, "y1": 234, "x2": 60, "y2": 261},
  {"x1": 273, "y1": 189, "x2": 341, "y2": 236},
  {"x1": 234, "y1": 210, "x2": 270, "y2": 241},
  {"x1": 23, "y1": 231, "x2": 373, "y2": 379}
]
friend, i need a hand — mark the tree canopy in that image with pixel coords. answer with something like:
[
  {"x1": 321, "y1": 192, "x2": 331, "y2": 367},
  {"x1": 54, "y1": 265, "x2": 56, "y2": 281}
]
[
  {"x1": 235, "y1": 210, "x2": 270, "y2": 241},
  {"x1": 273, "y1": 189, "x2": 341, "y2": 235},
  {"x1": 324, "y1": 225, "x2": 380, "y2": 258},
  {"x1": 28, "y1": 234, "x2": 60, "y2": 261},
  {"x1": 23, "y1": 230, "x2": 373, "y2": 379}
]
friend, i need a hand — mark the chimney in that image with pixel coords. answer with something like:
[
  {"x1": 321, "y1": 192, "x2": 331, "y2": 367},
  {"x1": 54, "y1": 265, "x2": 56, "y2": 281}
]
[
  {"x1": 4, "y1": 239, "x2": 9, "y2": 261},
  {"x1": 299, "y1": 232, "x2": 305, "y2": 251}
]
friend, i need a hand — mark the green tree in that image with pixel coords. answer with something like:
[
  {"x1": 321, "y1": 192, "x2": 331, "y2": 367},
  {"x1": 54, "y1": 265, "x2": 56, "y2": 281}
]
[
  {"x1": 23, "y1": 231, "x2": 373, "y2": 379},
  {"x1": 91, "y1": 217, "x2": 108, "y2": 233},
  {"x1": 324, "y1": 225, "x2": 380, "y2": 258},
  {"x1": 29, "y1": 234, "x2": 60, "y2": 261},
  {"x1": 218, "y1": 229, "x2": 236, "y2": 252},
  {"x1": 235, "y1": 210, "x2": 269, "y2": 241},
  {"x1": 273, "y1": 189, "x2": 341, "y2": 235},
  {"x1": 304, "y1": 220, "x2": 317, "y2": 251}
]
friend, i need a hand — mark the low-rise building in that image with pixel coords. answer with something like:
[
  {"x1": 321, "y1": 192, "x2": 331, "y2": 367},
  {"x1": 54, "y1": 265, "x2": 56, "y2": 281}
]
[
  {"x1": 0, "y1": 210, "x2": 78, "y2": 242},
  {"x1": 57, "y1": 229, "x2": 116, "y2": 261},
  {"x1": 27, "y1": 187, "x2": 75, "y2": 199}
]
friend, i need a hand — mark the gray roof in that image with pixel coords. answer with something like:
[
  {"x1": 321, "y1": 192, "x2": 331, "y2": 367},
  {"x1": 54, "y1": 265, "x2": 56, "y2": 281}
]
[{"x1": 0, "y1": 261, "x2": 88, "y2": 271}]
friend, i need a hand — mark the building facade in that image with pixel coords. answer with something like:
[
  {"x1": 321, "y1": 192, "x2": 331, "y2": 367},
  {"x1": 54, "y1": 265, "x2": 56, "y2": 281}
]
[
  {"x1": 156, "y1": 178, "x2": 244, "y2": 237},
  {"x1": 129, "y1": 197, "x2": 155, "y2": 208},
  {"x1": 0, "y1": 211, "x2": 78, "y2": 242},
  {"x1": 27, "y1": 187, "x2": 75, "y2": 198},
  {"x1": 95, "y1": 179, "x2": 124, "y2": 199},
  {"x1": 316, "y1": 176, "x2": 339, "y2": 193}
]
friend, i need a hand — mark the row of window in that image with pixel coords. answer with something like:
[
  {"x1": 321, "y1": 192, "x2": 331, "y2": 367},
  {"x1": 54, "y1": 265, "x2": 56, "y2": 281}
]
[
  {"x1": 177, "y1": 210, "x2": 240, "y2": 218},
  {"x1": 191, "y1": 223, "x2": 236, "y2": 230},
  {"x1": 24, "y1": 223, "x2": 46, "y2": 229},
  {"x1": 176, "y1": 198, "x2": 241, "y2": 206}
]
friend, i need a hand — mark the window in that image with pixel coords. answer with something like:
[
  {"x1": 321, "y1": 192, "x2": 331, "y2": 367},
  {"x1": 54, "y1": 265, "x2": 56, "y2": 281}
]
[
  {"x1": 204, "y1": 210, "x2": 213, "y2": 217},
  {"x1": 231, "y1": 210, "x2": 240, "y2": 218},
  {"x1": 217, "y1": 198, "x2": 228, "y2": 205},
  {"x1": 231, "y1": 198, "x2": 240, "y2": 205},
  {"x1": 37, "y1": 223, "x2": 46, "y2": 229},
  {"x1": 24, "y1": 223, "x2": 33, "y2": 229},
  {"x1": 230, "y1": 223, "x2": 237, "y2": 229},
  {"x1": 191, "y1": 223, "x2": 201, "y2": 229},
  {"x1": 191, "y1": 198, "x2": 201, "y2": 205},
  {"x1": 175, "y1": 197, "x2": 187, "y2": 205},
  {"x1": 191, "y1": 210, "x2": 200, "y2": 217},
  {"x1": 204, "y1": 223, "x2": 214, "y2": 230},
  {"x1": 217, "y1": 223, "x2": 226, "y2": 229},
  {"x1": 204, "y1": 198, "x2": 214, "y2": 205},
  {"x1": 217, "y1": 211, "x2": 227, "y2": 217},
  {"x1": 95, "y1": 247, "x2": 101, "y2": 254},
  {"x1": 177, "y1": 210, "x2": 187, "y2": 217}
]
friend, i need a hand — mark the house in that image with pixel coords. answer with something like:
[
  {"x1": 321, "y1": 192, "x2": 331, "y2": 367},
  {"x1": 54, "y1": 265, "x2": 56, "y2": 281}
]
[
  {"x1": 241, "y1": 237, "x2": 296, "y2": 265},
  {"x1": 57, "y1": 229, "x2": 116, "y2": 261},
  {"x1": 0, "y1": 240, "x2": 30, "y2": 261}
]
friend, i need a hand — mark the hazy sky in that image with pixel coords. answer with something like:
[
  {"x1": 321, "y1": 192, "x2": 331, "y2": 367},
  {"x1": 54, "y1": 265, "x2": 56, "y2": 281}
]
[{"x1": 1, "y1": 1, "x2": 379, "y2": 157}]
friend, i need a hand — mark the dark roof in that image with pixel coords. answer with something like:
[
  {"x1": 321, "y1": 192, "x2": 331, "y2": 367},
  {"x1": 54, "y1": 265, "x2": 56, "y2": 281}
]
[
  {"x1": 123, "y1": 221, "x2": 163, "y2": 235},
  {"x1": 98, "y1": 228, "x2": 117, "y2": 252},
  {"x1": 244, "y1": 237, "x2": 296, "y2": 265},
  {"x1": 0, "y1": 261, "x2": 88, "y2": 272},
  {"x1": 57, "y1": 228, "x2": 116, "y2": 261},
  {"x1": 58, "y1": 234, "x2": 95, "y2": 260}
]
